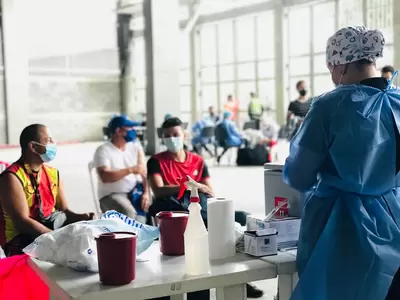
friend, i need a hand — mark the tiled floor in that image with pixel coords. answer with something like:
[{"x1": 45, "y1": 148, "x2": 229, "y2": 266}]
[{"x1": 0, "y1": 142, "x2": 279, "y2": 299}]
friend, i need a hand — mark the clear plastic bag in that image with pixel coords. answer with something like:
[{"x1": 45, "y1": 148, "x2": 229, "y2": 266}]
[
  {"x1": 24, "y1": 212, "x2": 159, "y2": 272},
  {"x1": 234, "y1": 222, "x2": 246, "y2": 253}
]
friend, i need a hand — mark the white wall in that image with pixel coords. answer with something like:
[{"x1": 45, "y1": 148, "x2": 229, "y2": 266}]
[{"x1": 26, "y1": 0, "x2": 117, "y2": 59}]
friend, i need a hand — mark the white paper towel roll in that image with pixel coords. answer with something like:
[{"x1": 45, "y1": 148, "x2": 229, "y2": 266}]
[{"x1": 207, "y1": 197, "x2": 236, "y2": 260}]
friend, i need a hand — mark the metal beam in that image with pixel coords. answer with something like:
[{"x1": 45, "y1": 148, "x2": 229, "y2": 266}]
[
  {"x1": 117, "y1": 3, "x2": 142, "y2": 15},
  {"x1": 131, "y1": 0, "x2": 328, "y2": 37},
  {"x1": 195, "y1": 0, "x2": 328, "y2": 25},
  {"x1": 283, "y1": 0, "x2": 328, "y2": 7},
  {"x1": 132, "y1": 19, "x2": 187, "y2": 37},
  {"x1": 182, "y1": 4, "x2": 200, "y2": 35},
  {"x1": 117, "y1": 0, "x2": 194, "y2": 14},
  {"x1": 196, "y1": 1, "x2": 279, "y2": 25}
]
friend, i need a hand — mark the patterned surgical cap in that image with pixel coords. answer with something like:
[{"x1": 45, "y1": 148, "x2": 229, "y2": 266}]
[{"x1": 326, "y1": 26, "x2": 385, "y2": 67}]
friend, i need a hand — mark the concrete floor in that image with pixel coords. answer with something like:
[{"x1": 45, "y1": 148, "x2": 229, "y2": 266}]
[{"x1": 0, "y1": 142, "x2": 278, "y2": 299}]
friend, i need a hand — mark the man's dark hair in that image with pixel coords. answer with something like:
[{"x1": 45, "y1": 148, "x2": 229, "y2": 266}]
[
  {"x1": 227, "y1": 95, "x2": 232, "y2": 99},
  {"x1": 161, "y1": 117, "x2": 182, "y2": 129},
  {"x1": 382, "y1": 65, "x2": 395, "y2": 74},
  {"x1": 20, "y1": 124, "x2": 45, "y2": 154},
  {"x1": 296, "y1": 80, "x2": 305, "y2": 89}
]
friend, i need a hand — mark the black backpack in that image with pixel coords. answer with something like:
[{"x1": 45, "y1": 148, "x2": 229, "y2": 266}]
[{"x1": 236, "y1": 144, "x2": 269, "y2": 166}]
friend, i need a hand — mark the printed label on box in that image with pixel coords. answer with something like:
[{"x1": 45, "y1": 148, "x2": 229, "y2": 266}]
[{"x1": 274, "y1": 196, "x2": 288, "y2": 217}]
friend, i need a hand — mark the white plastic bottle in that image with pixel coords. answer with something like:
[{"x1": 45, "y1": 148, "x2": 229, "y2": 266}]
[{"x1": 182, "y1": 177, "x2": 211, "y2": 276}]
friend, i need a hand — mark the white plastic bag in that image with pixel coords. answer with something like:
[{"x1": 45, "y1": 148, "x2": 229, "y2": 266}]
[
  {"x1": 24, "y1": 213, "x2": 159, "y2": 272},
  {"x1": 0, "y1": 246, "x2": 5, "y2": 258}
]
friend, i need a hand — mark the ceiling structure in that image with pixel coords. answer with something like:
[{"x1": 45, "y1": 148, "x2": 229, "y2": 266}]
[{"x1": 119, "y1": 0, "x2": 328, "y2": 37}]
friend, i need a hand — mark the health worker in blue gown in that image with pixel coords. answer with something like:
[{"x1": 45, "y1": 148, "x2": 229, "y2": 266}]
[{"x1": 283, "y1": 26, "x2": 400, "y2": 300}]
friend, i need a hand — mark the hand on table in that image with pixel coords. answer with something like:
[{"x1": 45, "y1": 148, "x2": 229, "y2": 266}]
[
  {"x1": 66, "y1": 212, "x2": 95, "y2": 224},
  {"x1": 84, "y1": 212, "x2": 96, "y2": 220}
]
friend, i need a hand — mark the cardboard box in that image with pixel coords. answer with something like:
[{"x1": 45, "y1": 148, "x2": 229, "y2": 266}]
[
  {"x1": 244, "y1": 228, "x2": 278, "y2": 257},
  {"x1": 246, "y1": 215, "x2": 300, "y2": 250}
]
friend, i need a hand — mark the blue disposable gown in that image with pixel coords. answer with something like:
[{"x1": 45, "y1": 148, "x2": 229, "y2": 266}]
[
  {"x1": 283, "y1": 82, "x2": 400, "y2": 300},
  {"x1": 220, "y1": 119, "x2": 243, "y2": 147},
  {"x1": 192, "y1": 118, "x2": 214, "y2": 145}
]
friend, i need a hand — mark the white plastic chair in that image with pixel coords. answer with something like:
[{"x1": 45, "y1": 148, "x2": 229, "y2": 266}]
[
  {"x1": 88, "y1": 161, "x2": 102, "y2": 215},
  {"x1": 0, "y1": 161, "x2": 10, "y2": 174}
]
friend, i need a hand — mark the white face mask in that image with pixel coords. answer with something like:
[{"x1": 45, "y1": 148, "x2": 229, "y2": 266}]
[{"x1": 164, "y1": 137, "x2": 184, "y2": 153}]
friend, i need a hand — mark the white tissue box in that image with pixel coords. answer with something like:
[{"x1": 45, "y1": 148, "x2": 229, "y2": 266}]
[
  {"x1": 246, "y1": 215, "x2": 301, "y2": 250},
  {"x1": 244, "y1": 228, "x2": 278, "y2": 257}
]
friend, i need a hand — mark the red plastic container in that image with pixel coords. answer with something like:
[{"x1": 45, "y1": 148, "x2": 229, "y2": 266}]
[
  {"x1": 156, "y1": 211, "x2": 189, "y2": 256},
  {"x1": 95, "y1": 232, "x2": 137, "y2": 285}
]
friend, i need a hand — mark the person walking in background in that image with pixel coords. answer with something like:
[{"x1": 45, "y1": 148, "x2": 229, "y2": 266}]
[
  {"x1": 223, "y1": 95, "x2": 239, "y2": 122},
  {"x1": 287, "y1": 80, "x2": 311, "y2": 122},
  {"x1": 382, "y1": 65, "x2": 395, "y2": 81},
  {"x1": 248, "y1": 92, "x2": 264, "y2": 129}
]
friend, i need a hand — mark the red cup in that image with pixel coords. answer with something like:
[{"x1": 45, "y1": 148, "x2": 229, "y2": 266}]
[
  {"x1": 156, "y1": 211, "x2": 188, "y2": 256},
  {"x1": 95, "y1": 232, "x2": 137, "y2": 285}
]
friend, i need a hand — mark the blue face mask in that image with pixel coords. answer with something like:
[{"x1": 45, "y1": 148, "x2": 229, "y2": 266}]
[
  {"x1": 124, "y1": 129, "x2": 136, "y2": 142},
  {"x1": 33, "y1": 142, "x2": 57, "y2": 163}
]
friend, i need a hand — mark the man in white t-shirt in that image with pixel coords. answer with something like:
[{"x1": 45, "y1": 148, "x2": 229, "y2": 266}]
[{"x1": 93, "y1": 115, "x2": 149, "y2": 222}]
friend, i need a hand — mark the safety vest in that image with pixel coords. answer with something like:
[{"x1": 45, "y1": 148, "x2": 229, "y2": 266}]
[
  {"x1": 249, "y1": 97, "x2": 263, "y2": 116},
  {"x1": 0, "y1": 162, "x2": 58, "y2": 245}
]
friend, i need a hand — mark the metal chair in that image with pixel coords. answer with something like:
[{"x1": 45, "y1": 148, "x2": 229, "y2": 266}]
[
  {"x1": 87, "y1": 161, "x2": 102, "y2": 215},
  {"x1": 214, "y1": 124, "x2": 235, "y2": 165},
  {"x1": 0, "y1": 161, "x2": 10, "y2": 174},
  {"x1": 194, "y1": 126, "x2": 215, "y2": 157},
  {"x1": 243, "y1": 121, "x2": 257, "y2": 130}
]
